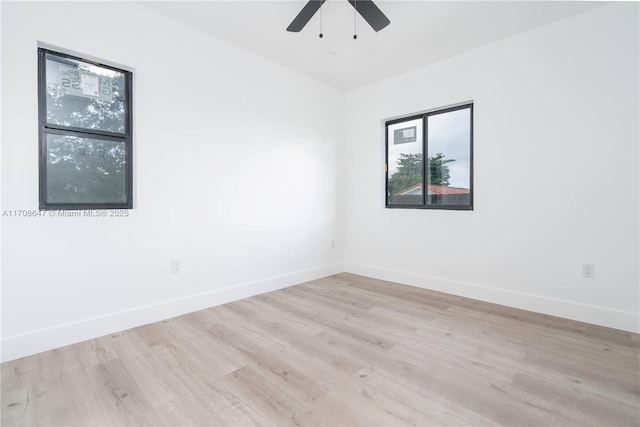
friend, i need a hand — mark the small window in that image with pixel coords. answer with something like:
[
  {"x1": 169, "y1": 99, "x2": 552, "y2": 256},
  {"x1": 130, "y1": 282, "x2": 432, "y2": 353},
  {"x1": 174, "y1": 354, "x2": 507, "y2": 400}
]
[
  {"x1": 386, "y1": 104, "x2": 473, "y2": 210},
  {"x1": 38, "y1": 48, "x2": 133, "y2": 210}
]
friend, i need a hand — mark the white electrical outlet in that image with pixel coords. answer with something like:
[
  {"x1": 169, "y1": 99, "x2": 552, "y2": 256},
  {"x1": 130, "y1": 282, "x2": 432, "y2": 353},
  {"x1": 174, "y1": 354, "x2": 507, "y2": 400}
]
[
  {"x1": 171, "y1": 260, "x2": 181, "y2": 274},
  {"x1": 582, "y1": 263, "x2": 595, "y2": 278}
]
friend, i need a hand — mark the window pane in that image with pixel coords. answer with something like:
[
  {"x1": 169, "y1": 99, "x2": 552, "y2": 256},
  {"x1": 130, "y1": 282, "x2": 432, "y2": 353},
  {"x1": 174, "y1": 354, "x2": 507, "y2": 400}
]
[
  {"x1": 46, "y1": 134, "x2": 127, "y2": 204},
  {"x1": 45, "y1": 53, "x2": 126, "y2": 133},
  {"x1": 387, "y1": 118, "x2": 423, "y2": 205},
  {"x1": 427, "y1": 108, "x2": 471, "y2": 207}
]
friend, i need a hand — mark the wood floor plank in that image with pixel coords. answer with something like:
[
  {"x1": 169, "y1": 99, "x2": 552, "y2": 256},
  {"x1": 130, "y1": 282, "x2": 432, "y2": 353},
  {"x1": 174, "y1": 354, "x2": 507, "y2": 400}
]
[
  {"x1": 505, "y1": 372, "x2": 639, "y2": 426},
  {"x1": 224, "y1": 364, "x2": 316, "y2": 426},
  {"x1": 2, "y1": 273, "x2": 638, "y2": 426},
  {"x1": 354, "y1": 365, "x2": 499, "y2": 426}
]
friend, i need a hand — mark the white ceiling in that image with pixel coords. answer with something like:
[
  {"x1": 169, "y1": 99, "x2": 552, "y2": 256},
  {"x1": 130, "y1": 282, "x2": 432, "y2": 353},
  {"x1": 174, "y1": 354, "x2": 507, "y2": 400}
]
[{"x1": 140, "y1": 1, "x2": 606, "y2": 90}]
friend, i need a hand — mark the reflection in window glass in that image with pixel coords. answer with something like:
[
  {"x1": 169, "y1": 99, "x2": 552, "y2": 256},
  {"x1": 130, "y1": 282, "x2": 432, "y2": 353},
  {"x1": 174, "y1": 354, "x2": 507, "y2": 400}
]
[
  {"x1": 427, "y1": 108, "x2": 471, "y2": 207},
  {"x1": 387, "y1": 118, "x2": 423, "y2": 205},
  {"x1": 46, "y1": 134, "x2": 127, "y2": 204},
  {"x1": 385, "y1": 104, "x2": 472, "y2": 210},
  {"x1": 39, "y1": 48, "x2": 132, "y2": 210},
  {"x1": 45, "y1": 53, "x2": 126, "y2": 133}
]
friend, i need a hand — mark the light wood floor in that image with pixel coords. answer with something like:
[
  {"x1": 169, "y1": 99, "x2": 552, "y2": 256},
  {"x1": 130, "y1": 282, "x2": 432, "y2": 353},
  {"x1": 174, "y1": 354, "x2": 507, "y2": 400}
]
[{"x1": 2, "y1": 273, "x2": 639, "y2": 426}]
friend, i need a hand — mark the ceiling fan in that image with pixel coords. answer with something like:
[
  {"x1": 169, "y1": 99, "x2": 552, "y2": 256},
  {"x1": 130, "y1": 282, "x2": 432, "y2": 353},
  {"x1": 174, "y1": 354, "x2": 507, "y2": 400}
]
[{"x1": 287, "y1": 0, "x2": 390, "y2": 35}]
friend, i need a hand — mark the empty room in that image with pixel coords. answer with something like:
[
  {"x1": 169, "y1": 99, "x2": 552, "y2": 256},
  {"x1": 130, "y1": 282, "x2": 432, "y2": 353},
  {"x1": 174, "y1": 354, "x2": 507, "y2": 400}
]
[{"x1": 1, "y1": 0, "x2": 638, "y2": 425}]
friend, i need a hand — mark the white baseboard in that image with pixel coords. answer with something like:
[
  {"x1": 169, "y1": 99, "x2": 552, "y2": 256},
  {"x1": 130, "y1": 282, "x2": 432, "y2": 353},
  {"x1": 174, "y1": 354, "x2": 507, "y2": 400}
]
[
  {"x1": 3, "y1": 261, "x2": 636, "y2": 362},
  {"x1": 1, "y1": 262, "x2": 344, "y2": 362},
  {"x1": 344, "y1": 262, "x2": 640, "y2": 334}
]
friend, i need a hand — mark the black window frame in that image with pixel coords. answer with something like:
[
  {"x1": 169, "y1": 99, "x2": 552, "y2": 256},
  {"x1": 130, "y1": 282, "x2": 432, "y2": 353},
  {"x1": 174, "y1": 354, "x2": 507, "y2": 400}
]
[
  {"x1": 385, "y1": 103, "x2": 474, "y2": 211},
  {"x1": 38, "y1": 48, "x2": 133, "y2": 210}
]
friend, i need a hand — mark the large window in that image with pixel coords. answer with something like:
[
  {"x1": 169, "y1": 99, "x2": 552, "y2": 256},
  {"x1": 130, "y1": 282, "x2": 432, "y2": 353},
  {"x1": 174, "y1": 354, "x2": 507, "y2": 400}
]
[
  {"x1": 38, "y1": 48, "x2": 133, "y2": 210},
  {"x1": 386, "y1": 103, "x2": 473, "y2": 210}
]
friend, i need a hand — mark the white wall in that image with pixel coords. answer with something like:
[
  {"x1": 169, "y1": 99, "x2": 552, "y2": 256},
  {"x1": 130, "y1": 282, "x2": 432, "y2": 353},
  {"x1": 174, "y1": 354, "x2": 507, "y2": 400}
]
[
  {"x1": 344, "y1": 3, "x2": 639, "y2": 333},
  {"x1": 0, "y1": 1, "x2": 344, "y2": 361}
]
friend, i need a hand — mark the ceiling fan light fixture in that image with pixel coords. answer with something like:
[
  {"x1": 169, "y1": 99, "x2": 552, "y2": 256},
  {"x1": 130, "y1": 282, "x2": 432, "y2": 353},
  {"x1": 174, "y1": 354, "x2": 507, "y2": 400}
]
[{"x1": 287, "y1": 0, "x2": 390, "y2": 35}]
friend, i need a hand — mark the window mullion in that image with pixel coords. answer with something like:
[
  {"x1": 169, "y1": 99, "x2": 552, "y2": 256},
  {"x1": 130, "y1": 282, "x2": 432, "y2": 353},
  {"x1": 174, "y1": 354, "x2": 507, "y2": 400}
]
[
  {"x1": 422, "y1": 114, "x2": 428, "y2": 208},
  {"x1": 42, "y1": 124, "x2": 129, "y2": 141}
]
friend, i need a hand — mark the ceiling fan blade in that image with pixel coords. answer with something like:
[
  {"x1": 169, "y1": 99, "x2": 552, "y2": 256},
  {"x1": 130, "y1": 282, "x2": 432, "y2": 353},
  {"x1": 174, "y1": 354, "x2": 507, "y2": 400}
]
[
  {"x1": 347, "y1": 0, "x2": 390, "y2": 32},
  {"x1": 287, "y1": 0, "x2": 327, "y2": 32}
]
